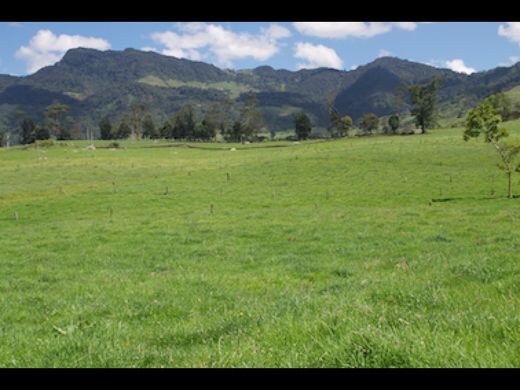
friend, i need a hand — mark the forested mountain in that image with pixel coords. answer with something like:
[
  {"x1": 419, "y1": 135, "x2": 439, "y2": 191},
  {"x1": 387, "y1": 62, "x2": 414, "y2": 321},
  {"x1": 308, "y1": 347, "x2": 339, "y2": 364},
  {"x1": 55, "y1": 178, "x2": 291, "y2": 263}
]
[{"x1": 1, "y1": 47, "x2": 520, "y2": 140}]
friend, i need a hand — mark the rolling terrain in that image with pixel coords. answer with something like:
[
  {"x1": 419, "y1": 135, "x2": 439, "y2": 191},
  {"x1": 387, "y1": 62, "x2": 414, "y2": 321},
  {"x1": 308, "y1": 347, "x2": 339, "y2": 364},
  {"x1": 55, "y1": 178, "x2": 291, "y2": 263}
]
[{"x1": 1, "y1": 122, "x2": 520, "y2": 367}]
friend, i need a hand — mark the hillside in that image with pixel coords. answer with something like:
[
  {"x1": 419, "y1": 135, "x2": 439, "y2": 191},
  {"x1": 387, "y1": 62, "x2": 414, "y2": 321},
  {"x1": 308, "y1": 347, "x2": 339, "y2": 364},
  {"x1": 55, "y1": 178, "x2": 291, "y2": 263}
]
[{"x1": 1, "y1": 48, "x2": 520, "y2": 140}]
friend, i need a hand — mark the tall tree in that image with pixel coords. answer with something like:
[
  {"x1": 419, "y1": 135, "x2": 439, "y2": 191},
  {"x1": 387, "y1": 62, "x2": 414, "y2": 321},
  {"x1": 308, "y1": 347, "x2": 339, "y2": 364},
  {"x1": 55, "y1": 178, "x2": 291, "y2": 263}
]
[
  {"x1": 328, "y1": 105, "x2": 352, "y2": 138},
  {"x1": 173, "y1": 105, "x2": 196, "y2": 140},
  {"x1": 128, "y1": 102, "x2": 146, "y2": 139},
  {"x1": 464, "y1": 100, "x2": 520, "y2": 199},
  {"x1": 360, "y1": 113, "x2": 379, "y2": 135},
  {"x1": 407, "y1": 78, "x2": 439, "y2": 134},
  {"x1": 142, "y1": 114, "x2": 159, "y2": 139},
  {"x1": 20, "y1": 117, "x2": 36, "y2": 144},
  {"x1": 99, "y1": 116, "x2": 113, "y2": 140},
  {"x1": 293, "y1": 111, "x2": 312, "y2": 140},
  {"x1": 116, "y1": 118, "x2": 132, "y2": 139},
  {"x1": 239, "y1": 92, "x2": 263, "y2": 142},
  {"x1": 484, "y1": 92, "x2": 513, "y2": 121},
  {"x1": 388, "y1": 114, "x2": 400, "y2": 134},
  {"x1": 44, "y1": 103, "x2": 69, "y2": 139},
  {"x1": 160, "y1": 119, "x2": 173, "y2": 139}
]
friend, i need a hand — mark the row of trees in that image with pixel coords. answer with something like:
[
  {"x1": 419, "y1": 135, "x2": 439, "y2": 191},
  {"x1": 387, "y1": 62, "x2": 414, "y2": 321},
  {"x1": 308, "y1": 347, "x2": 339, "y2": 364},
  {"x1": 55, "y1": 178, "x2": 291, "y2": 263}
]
[
  {"x1": 99, "y1": 94, "x2": 264, "y2": 143},
  {"x1": 16, "y1": 104, "x2": 79, "y2": 145},
  {"x1": 292, "y1": 78, "x2": 439, "y2": 140}
]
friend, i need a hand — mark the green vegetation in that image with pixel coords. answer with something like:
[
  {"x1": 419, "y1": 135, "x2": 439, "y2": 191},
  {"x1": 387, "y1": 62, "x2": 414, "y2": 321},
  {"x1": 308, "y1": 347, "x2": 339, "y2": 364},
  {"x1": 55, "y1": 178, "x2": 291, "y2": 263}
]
[
  {"x1": 137, "y1": 75, "x2": 255, "y2": 98},
  {"x1": 407, "y1": 78, "x2": 439, "y2": 134},
  {"x1": 464, "y1": 99, "x2": 520, "y2": 198},
  {"x1": 1, "y1": 120, "x2": 520, "y2": 367}
]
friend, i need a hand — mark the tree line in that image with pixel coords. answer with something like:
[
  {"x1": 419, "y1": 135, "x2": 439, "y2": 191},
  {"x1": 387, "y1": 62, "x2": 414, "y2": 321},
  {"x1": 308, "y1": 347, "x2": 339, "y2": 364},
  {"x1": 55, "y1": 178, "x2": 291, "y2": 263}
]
[{"x1": 4, "y1": 78, "x2": 517, "y2": 146}]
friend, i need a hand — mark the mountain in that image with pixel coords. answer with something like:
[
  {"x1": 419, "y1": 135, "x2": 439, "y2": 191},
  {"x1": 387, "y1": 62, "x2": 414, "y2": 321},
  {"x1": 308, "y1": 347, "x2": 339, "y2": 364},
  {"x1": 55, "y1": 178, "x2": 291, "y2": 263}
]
[{"x1": 1, "y1": 48, "x2": 520, "y2": 140}]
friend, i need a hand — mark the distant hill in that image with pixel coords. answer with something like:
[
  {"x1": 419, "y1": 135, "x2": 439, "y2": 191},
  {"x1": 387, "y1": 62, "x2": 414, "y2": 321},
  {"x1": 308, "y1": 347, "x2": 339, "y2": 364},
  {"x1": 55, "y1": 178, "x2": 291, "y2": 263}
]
[{"x1": 1, "y1": 48, "x2": 520, "y2": 140}]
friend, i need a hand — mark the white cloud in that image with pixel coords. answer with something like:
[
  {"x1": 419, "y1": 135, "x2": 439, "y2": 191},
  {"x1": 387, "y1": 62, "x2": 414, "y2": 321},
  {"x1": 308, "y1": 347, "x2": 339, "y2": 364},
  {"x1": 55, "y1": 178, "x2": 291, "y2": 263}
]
[
  {"x1": 294, "y1": 42, "x2": 343, "y2": 70},
  {"x1": 498, "y1": 22, "x2": 520, "y2": 46},
  {"x1": 8, "y1": 22, "x2": 23, "y2": 28},
  {"x1": 15, "y1": 29, "x2": 111, "y2": 74},
  {"x1": 445, "y1": 59, "x2": 476, "y2": 75},
  {"x1": 292, "y1": 22, "x2": 417, "y2": 39},
  {"x1": 378, "y1": 49, "x2": 392, "y2": 58},
  {"x1": 150, "y1": 23, "x2": 291, "y2": 68},
  {"x1": 393, "y1": 22, "x2": 417, "y2": 31},
  {"x1": 498, "y1": 55, "x2": 520, "y2": 67}
]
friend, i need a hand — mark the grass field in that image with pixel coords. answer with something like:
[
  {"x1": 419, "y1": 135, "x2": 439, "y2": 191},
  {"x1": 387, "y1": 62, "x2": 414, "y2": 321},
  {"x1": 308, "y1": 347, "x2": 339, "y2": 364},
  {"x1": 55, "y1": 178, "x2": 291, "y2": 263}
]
[{"x1": 1, "y1": 123, "x2": 520, "y2": 367}]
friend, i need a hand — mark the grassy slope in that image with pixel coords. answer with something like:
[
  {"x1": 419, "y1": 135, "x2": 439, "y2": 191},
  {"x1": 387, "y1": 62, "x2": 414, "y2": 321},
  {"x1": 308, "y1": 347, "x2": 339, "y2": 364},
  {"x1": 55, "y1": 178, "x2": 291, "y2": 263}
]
[{"x1": 1, "y1": 123, "x2": 520, "y2": 367}]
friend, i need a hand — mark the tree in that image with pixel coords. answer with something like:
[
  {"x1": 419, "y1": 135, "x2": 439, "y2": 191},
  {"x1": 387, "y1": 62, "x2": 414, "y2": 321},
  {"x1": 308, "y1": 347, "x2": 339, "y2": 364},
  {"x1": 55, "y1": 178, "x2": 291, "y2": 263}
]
[
  {"x1": 198, "y1": 119, "x2": 217, "y2": 141},
  {"x1": 407, "y1": 78, "x2": 439, "y2": 134},
  {"x1": 160, "y1": 119, "x2": 173, "y2": 139},
  {"x1": 360, "y1": 113, "x2": 379, "y2": 135},
  {"x1": 202, "y1": 104, "x2": 226, "y2": 141},
  {"x1": 388, "y1": 114, "x2": 400, "y2": 134},
  {"x1": 33, "y1": 125, "x2": 50, "y2": 141},
  {"x1": 293, "y1": 111, "x2": 312, "y2": 140},
  {"x1": 464, "y1": 100, "x2": 520, "y2": 199},
  {"x1": 173, "y1": 105, "x2": 196, "y2": 140},
  {"x1": 99, "y1": 117, "x2": 113, "y2": 140},
  {"x1": 43, "y1": 103, "x2": 69, "y2": 139},
  {"x1": 116, "y1": 119, "x2": 132, "y2": 139},
  {"x1": 20, "y1": 118, "x2": 36, "y2": 144},
  {"x1": 328, "y1": 105, "x2": 352, "y2": 138},
  {"x1": 223, "y1": 121, "x2": 243, "y2": 142},
  {"x1": 128, "y1": 102, "x2": 146, "y2": 139},
  {"x1": 484, "y1": 92, "x2": 513, "y2": 121},
  {"x1": 239, "y1": 92, "x2": 263, "y2": 142},
  {"x1": 142, "y1": 114, "x2": 159, "y2": 139}
]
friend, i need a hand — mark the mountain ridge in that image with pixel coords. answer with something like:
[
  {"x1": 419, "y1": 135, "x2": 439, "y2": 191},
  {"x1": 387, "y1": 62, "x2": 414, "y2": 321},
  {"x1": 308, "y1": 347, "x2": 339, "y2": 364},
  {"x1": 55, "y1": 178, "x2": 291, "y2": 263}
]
[{"x1": 1, "y1": 48, "x2": 520, "y2": 139}]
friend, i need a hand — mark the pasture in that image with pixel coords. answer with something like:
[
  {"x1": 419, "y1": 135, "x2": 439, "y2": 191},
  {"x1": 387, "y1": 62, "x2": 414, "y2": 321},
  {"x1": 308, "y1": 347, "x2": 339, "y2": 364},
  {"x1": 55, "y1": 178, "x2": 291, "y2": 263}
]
[{"x1": 1, "y1": 123, "x2": 520, "y2": 367}]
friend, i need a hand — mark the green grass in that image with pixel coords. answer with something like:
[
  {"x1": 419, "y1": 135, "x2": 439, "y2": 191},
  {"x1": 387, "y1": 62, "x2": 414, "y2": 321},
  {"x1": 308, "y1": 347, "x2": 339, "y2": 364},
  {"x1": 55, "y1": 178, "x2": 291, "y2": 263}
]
[
  {"x1": 137, "y1": 75, "x2": 255, "y2": 98},
  {"x1": 1, "y1": 123, "x2": 520, "y2": 367}
]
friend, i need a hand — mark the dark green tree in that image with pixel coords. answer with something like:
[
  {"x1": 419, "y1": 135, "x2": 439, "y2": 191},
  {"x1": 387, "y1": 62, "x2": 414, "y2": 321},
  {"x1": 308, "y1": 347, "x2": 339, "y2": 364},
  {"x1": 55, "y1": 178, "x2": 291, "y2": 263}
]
[
  {"x1": 407, "y1": 78, "x2": 439, "y2": 134},
  {"x1": 99, "y1": 116, "x2": 113, "y2": 140},
  {"x1": 160, "y1": 119, "x2": 173, "y2": 139},
  {"x1": 360, "y1": 113, "x2": 379, "y2": 135},
  {"x1": 173, "y1": 105, "x2": 196, "y2": 140},
  {"x1": 293, "y1": 111, "x2": 312, "y2": 140},
  {"x1": 142, "y1": 114, "x2": 159, "y2": 139},
  {"x1": 388, "y1": 114, "x2": 400, "y2": 134},
  {"x1": 20, "y1": 118, "x2": 36, "y2": 144},
  {"x1": 116, "y1": 119, "x2": 132, "y2": 139},
  {"x1": 33, "y1": 125, "x2": 51, "y2": 141}
]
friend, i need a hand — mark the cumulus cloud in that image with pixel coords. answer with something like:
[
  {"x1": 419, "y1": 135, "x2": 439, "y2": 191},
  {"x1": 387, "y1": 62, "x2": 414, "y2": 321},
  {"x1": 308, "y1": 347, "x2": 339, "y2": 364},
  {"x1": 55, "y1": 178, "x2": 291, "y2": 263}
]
[
  {"x1": 498, "y1": 22, "x2": 520, "y2": 46},
  {"x1": 498, "y1": 55, "x2": 520, "y2": 67},
  {"x1": 445, "y1": 59, "x2": 476, "y2": 74},
  {"x1": 292, "y1": 22, "x2": 417, "y2": 39},
  {"x1": 150, "y1": 23, "x2": 291, "y2": 68},
  {"x1": 378, "y1": 49, "x2": 392, "y2": 58},
  {"x1": 294, "y1": 42, "x2": 343, "y2": 70},
  {"x1": 15, "y1": 29, "x2": 110, "y2": 74}
]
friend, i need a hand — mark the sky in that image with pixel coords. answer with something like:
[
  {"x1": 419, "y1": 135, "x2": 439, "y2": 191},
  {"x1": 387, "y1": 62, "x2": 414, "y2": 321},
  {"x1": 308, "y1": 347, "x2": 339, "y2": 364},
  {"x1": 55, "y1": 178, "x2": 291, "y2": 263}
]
[{"x1": 2, "y1": 22, "x2": 520, "y2": 76}]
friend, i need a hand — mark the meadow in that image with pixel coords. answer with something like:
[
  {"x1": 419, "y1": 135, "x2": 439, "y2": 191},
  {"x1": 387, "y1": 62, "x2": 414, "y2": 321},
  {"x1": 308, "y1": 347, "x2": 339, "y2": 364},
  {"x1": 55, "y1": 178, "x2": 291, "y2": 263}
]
[{"x1": 1, "y1": 123, "x2": 520, "y2": 367}]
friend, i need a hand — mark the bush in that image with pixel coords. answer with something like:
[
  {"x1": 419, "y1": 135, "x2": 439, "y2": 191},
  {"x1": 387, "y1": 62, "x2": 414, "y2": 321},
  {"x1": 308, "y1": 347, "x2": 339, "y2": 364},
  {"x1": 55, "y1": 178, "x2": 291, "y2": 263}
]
[
  {"x1": 35, "y1": 139, "x2": 55, "y2": 148},
  {"x1": 108, "y1": 141, "x2": 120, "y2": 149}
]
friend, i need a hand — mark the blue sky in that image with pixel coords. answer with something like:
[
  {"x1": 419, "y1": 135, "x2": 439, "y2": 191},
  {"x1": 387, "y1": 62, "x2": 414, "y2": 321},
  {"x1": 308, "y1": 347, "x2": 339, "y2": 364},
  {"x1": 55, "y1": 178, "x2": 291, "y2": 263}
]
[{"x1": 2, "y1": 22, "x2": 520, "y2": 76}]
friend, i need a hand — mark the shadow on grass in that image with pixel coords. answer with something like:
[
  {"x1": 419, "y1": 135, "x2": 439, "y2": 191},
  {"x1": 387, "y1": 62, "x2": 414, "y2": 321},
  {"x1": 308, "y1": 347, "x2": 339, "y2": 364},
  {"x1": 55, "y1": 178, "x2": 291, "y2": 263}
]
[{"x1": 431, "y1": 195, "x2": 520, "y2": 203}]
